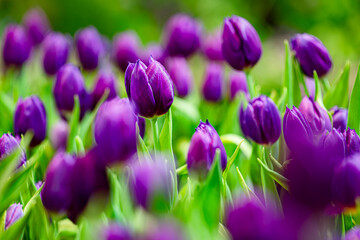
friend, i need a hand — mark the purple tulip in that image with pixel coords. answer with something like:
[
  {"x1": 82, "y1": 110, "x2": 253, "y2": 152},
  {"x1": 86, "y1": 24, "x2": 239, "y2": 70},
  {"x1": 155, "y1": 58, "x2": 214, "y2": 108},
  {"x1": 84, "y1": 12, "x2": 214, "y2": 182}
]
[
  {"x1": 23, "y1": 7, "x2": 50, "y2": 46},
  {"x1": 102, "y1": 222, "x2": 132, "y2": 240},
  {"x1": 164, "y1": 14, "x2": 202, "y2": 58},
  {"x1": 343, "y1": 129, "x2": 360, "y2": 157},
  {"x1": 344, "y1": 227, "x2": 360, "y2": 240},
  {"x1": 221, "y1": 16, "x2": 262, "y2": 70},
  {"x1": 75, "y1": 27, "x2": 105, "y2": 70},
  {"x1": 187, "y1": 120, "x2": 227, "y2": 177},
  {"x1": 142, "y1": 43, "x2": 165, "y2": 65},
  {"x1": 2, "y1": 24, "x2": 32, "y2": 67},
  {"x1": 240, "y1": 95, "x2": 281, "y2": 145},
  {"x1": 94, "y1": 98, "x2": 137, "y2": 165},
  {"x1": 0, "y1": 133, "x2": 26, "y2": 167},
  {"x1": 202, "y1": 62, "x2": 224, "y2": 102},
  {"x1": 42, "y1": 32, "x2": 70, "y2": 75},
  {"x1": 229, "y1": 71, "x2": 248, "y2": 101},
  {"x1": 92, "y1": 69, "x2": 118, "y2": 108},
  {"x1": 112, "y1": 31, "x2": 142, "y2": 72},
  {"x1": 125, "y1": 57, "x2": 174, "y2": 118},
  {"x1": 5, "y1": 203, "x2": 23, "y2": 230},
  {"x1": 331, "y1": 106, "x2": 348, "y2": 132},
  {"x1": 290, "y1": 33, "x2": 332, "y2": 78},
  {"x1": 50, "y1": 120, "x2": 69, "y2": 150},
  {"x1": 143, "y1": 220, "x2": 186, "y2": 240},
  {"x1": 14, "y1": 96, "x2": 47, "y2": 147},
  {"x1": 202, "y1": 29, "x2": 223, "y2": 61},
  {"x1": 300, "y1": 78, "x2": 315, "y2": 99},
  {"x1": 53, "y1": 64, "x2": 91, "y2": 120},
  {"x1": 165, "y1": 57, "x2": 193, "y2": 97}
]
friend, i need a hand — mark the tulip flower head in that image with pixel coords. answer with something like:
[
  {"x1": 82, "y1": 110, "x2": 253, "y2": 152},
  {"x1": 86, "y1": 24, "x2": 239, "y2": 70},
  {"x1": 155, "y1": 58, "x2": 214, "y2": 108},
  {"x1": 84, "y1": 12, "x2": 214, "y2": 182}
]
[
  {"x1": 5, "y1": 203, "x2": 24, "y2": 230},
  {"x1": 166, "y1": 57, "x2": 193, "y2": 97},
  {"x1": 343, "y1": 129, "x2": 360, "y2": 157},
  {"x1": 101, "y1": 222, "x2": 132, "y2": 240},
  {"x1": 344, "y1": 227, "x2": 360, "y2": 240},
  {"x1": 50, "y1": 120, "x2": 69, "y2": 150},
  {"x1": 202, "y1": 62, "x2": 224, "y2": 102},
  {"x1": 91, "y1": 69, "x2": 118, "y2": 108},
  {"x1": 229, "y1": 71, "x2": 248, "y2": 101},
  {"x1": 0, "y1": 133, "x2": 26, "y2": 167},
  {"x1": 331, "y1": 106, "x2": 348, "y2": 132},
  {"x1": 202, "y1": 29, "x2": 224, "y2": 61},
  {"x1": 23, "y1": 7, "x2": 50, "y2": 45}
]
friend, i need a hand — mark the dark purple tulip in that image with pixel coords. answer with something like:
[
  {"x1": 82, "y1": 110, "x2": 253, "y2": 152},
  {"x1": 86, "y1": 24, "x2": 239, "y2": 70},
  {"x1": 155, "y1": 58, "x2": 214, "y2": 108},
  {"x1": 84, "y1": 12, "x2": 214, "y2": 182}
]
[
  {"x1": 53, "y1": 64, "x2": 91, "y2": 120},
  {"x1": 240, "y1": 95, "x2": 281, "y2": 145},
  {"x1": 202, "y1": 62, "x2": 224, "y2": 102},
  {"x1": 23, "y1": 7, "x2": 50, "y2": 45},
  {"x1": 112, "y1": 31, "x2": 142, "y2": 72},
  {"x1": 187, "y1": 120, "x2": 227, "y2": 176},
  {"x1": 229, "y1": 71, "x2": 248, "y2": 101},
  {"x1": 92, "y1": 69, "x2": 118, "y2": 108},
  {"x1": 14, "y1": 96, "x2": 47, "y2": 147},
  {"x1": 0, "y1": 133, "x2": 26, "y2": 167},
  {"x1": 331, "y1": 106, "x2": 348, "y2": 132},
  {"x1": 221, "y1": 16, "x2": 262, "y2": 70},
  {"x1": 290, "y1": 33, "x2": 332, "y2": 78},
  {"x1": 5, "y1": 203, "x2": 23, "y2": 230},
  {"x1": 343, "y1": 129, "x2": 360, "y2": 157},
  {"x1": 142, "y1": 44, "x2": 165, "y2": 65},
  {"x1": 50, "y1": 120, "x2": 69, "y2": 150},
  {"x1": 143, "y1": 220, "x2": 186, "y2": 240},
  {"x1": 125, "y1": 57, "x2": 174, "y2": 118},
  {"x1": 94, "y1": 98, "x2": 137, "y2": 165},
  {"x1": 42, "y1": 32, "x2": 70, "y2": 75},
  {"x1": 344, "y1": 227, "x2": 360, "y2": 240},
  {"x1": 102, "y1": 222, "x2": 132, "y2": 240},
  {"x1": 75, "y1": 27, "x2": 105, "y2": 70},
  {"x1": 202, "y1": 29, "x2": 223, "y2": 61},
  {"x1": 165, "y1": 57, "x2": 193, "y2": 97},
  {"x1": 2, "y1": 24, "x2": 32, "y2": 67},
  {"x1": 164, "y1": 14, "x2": 202, "y2": 58}
]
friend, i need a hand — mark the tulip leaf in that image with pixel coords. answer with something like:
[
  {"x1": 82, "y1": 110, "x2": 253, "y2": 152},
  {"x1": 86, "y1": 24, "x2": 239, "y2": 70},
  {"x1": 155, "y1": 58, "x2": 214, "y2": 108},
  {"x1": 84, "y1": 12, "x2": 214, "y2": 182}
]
[
  {"x1": 176, "y1": 164, "x2": 188, "y2": 175},
  {"x1": 276, "y1": 87, "x2": 288, "y2": 113},
  {"x1": 136, "y1": 123, "x2": 151, "y2": 161},
  {"x1": 223, "y1": 139, "x2": 244, "y2": 180},
  {"x1": 220, "y1": 134, "x2": 252, "y2": 159},
  {"x1": 314, "y1": 71, "x2": 325, "y2": 108},
  {"x1": 0, "y1": 92, "x2": 15, "y2": 131},
  {"x1": 172, "y1": 97, "x2": 200, "y2": 123},
  {"x1": 256, "y1": 158, "x2": 289, "y2": 191},
  {"x1": 219, "y1": 93, "x2": 242, "y2": 135},
  {"x1": 284, "y1": 40, "x2": 294, "y2": 108},
  {"x1": 235, "y1": 166, "x2": 251, "y2": 198},
  {"x1": 348, "y1": 65, "x2": 360, "y2": 133},
  {"x1": 67, "y1": 96, "x2": 80, "y2": 153}
]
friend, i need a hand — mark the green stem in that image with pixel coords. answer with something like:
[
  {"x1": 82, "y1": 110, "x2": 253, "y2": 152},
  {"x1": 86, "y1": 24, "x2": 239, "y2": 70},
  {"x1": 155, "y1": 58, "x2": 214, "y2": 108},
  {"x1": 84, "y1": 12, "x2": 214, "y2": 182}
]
[
  {"x1": 245, "y1": 70, "x2": 256, "y2": 99},
  {"x1": 176, "y1": 164, "x2": 188, "y2": 175},
  {"x1": 341, "y1": 213, "x2": 346, "y2": 237},
  {"x1": 321, "y1": 78, "x2": 331, "y2": 93},
  {"x1": 151, "y1": 117, "x2": 160, "y2": 153}
]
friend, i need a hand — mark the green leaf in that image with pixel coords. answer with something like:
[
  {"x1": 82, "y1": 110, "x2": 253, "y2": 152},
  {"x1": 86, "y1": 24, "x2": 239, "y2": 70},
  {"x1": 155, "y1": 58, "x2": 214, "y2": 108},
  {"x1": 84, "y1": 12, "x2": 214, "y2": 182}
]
[
  {"x1": 75, "y1": 136, "x2": 85, "y2": 155},
  {"x1": 276, "y1": 87, "x2": 288, "y2": 113},
  {"x1": 284, "y1": 40, "x2": 294, "y2": 108},
  {"x1": 136, "y1": 123, "x2": 151, "y2": 161},
  {"x1": 256, "y1": 158, "x2": 289, "y2": 191},
  {"x1": 347, "y1": 64, "x2": 360, "y2": 133},
  {"x1": 220, "y1": 134, "x2": 252, "y2": 160},
  {"x1": 314, "y1": 71, "x2": 325, "y2": 108},
  {"x1": 172, "y1": 97, "x2": 200, "y2": 123},
  {"x1": 67, "y1": 96, "x2": 80, "y2": 153},
  {"x1": 223, "y1": 139, "x2": 244, "y2": 180},
  {"x1": 176, "y1": 164, "x2": 188, "y2": 175}
]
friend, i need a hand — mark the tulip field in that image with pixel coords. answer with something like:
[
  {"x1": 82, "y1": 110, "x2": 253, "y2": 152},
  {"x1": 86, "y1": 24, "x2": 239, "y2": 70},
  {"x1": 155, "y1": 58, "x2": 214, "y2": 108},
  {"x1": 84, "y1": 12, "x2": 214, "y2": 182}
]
[{"x1": 2, "y1": 6, "x2": 360, "y2": 240}]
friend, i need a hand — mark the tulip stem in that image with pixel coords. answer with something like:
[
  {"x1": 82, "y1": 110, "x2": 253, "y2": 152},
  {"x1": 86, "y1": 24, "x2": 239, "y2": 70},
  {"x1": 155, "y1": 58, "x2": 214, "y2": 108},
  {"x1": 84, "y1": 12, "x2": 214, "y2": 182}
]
[
  {"x1": 151, "y1": 118, "x2": 160, "y2": 153},
  {"x1": 245, "y1": 70, "x2": 256, "y2": 99}
]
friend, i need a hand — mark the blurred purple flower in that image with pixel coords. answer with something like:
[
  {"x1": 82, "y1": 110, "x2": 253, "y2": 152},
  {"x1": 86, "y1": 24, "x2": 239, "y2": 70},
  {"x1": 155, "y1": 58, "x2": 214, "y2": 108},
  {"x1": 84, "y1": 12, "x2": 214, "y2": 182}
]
[
  {"x1": 50, "y1": 120, "x2": 69, "y2": 150},
  {"x1": 202, "y1": 62, "x2": 224, "y2": 102},
  {"x1": 0, "y1": 133, "x2": 26, "y2": 168},
  {"x1": 229, "y1": 71, "x2": 248, "y2": 101},
  {"x1": 165, "y1": 57, "x2": 193, "y2": 97},
  {"x1": 343, "y1": 129, "x2": 360, "y2": 157},
  {"x1": 102, "y1": 222, "x2": 132, "y2": 240},
  {"x1": 5, "y1": 203, "x2": 23, "y2": 230},
  {"x1": 331, "y1": 106, "x2": 348, "y2": 132},
  {"x1": 23, "y1": 7, "x2": 50, "y2": 45},
  {"x1": 92, "y1": 68, "x2": 118, "y2": 108},
  {"x1": 202, "y1": 29, "x2": 223, "y2": 61}
]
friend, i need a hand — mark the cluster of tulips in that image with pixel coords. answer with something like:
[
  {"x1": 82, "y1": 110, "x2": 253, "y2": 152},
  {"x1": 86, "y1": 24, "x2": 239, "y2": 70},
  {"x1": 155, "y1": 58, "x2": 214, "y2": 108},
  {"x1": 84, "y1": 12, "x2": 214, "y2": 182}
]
[{"x1": 1, "y1": 6, "x2": 360, "y2": 240}]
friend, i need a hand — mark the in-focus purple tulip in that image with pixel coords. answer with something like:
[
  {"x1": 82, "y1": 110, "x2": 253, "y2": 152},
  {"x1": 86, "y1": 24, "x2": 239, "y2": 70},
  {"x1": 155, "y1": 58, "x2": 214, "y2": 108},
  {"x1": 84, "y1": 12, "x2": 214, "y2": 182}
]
[
  {"x1": 53, "y1": 64, "x2": 91, "y2": 119},
  {"x1": 202, "y1": 30, "x2": 223, "y2": 61},
  {"x1": 290, "y1": 33, "x2": 332, "y2": 78},
  {"x1": 92, "y1": 69, "x2": 118, "y2": 108},
  {"x1": 343, "y1": 129, "x2": 360, "y2": 157},
  {"x1": 112, "y1": 31, "x2": 142, "y2": 72},
  {"x1": 23, "y1": 7, "x2": 50, "y2": 45},
  {"x1": 101, "y1": 222, "x2": 132, "y2": 240},
  {"x1": 164, "y1": 14, "x2": 202, "y2": 58},
  {"x1": 187, "y1": 120, "x2": 227, "y2": 177},
  {"x1": 50, "y1": 120, "x2": 69, "y2": 150},
  {"x1": 202, "y1": 62, "x2": 224, "y2": 102},
  {"x1": 125, "y1": 57, "x2": 174, "y2": 118},
  {"x1": 165, "y1": 57, "x2": 193, "y2": 97},
  {"x1": 344, "y1": 227, "x2": 360, "y2": 240},
  {"x1": 331, "y1": 106, "x2": 348, "y2": 132},
  {"x1": 5, "y1": 203, "x2": 23, "y2": 230},
  {"x1": 222, "y1": 16, "x2": 262, "y2": 70},
  {"x1": 75, "y1": 27, "x2": 105, "y2": 70},
  {"x1": 229, "y1": 71, "x2": 248, "y2": 101},
  {"x1": 142, "y1": 43, "x2": 165, "y2": 65},
  {"x1": 240, "y1": 95, "x2": 281, "y2": 145},
  {"x1": 2, "y1": 24, "x2": 32, "y2": 67},
  {"x1": 0, "y1": 133, "x2": 26, "y2": 167},
  {"x1": 94, "y1": 98, "x2": 137, "y2": 165},
  {"x1": 14, "y1": 96, "x2": 47, "y2": 147},
  {"x1": 42, "y1": 32, "x2": 70, "y2": 75}
]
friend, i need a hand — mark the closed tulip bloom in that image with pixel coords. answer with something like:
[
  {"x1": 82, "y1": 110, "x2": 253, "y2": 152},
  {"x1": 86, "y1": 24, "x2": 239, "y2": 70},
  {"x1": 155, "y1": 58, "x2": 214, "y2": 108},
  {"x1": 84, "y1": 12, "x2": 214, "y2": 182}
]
[
  {"x1": 2, "y1": 24, "x2": 32, "y2": 67},
  {"x1": 343, "y1": 129, "x2": 360, "y2": 157},
  {"x1": 53, "y1": 64, "x2": 91, "y2": 119},
  {"x1": 166, "y1": 57, "x2": 193, "y2": 97},
  {"x1": 14, "y1": 96, "x2": 47, "y2": 147},
  {"x1": 92, "y1": 69, "x2": 118, "y2": 108},
  {"x1": 101, "y1": 222, "x2": 132, "y2": 240},
  {"x1": 344, "y1": 227, "x2": 360, "y2": 240},
  {"x1": 202, "y1": 30, "x2": 223, "y2": 61},
  {"x1": 240, "y1": 95, "x2": 281, "y2": 145},
  {"x1": 0, "y1": 133, "x2": 26, "y2": 167},
  {"x1": 229, "y1": 71, "x2": 248, "y2": 101},
  {"x1": 187, "y1": 120, "x2": 227, "y2": 176},
  {"x1": 5, "y1": 203, "x2": 24, "y2": 230},
  {"x1": 125, "y1": 57, "x2": 174, "y2": 118},
  {"x1": 94, "y1": 98, "x2": 137, "y2": 165},
  {"x1": 76, "y1": 27, "x2": 105, "y2": 70},
  {"x1": 202, "y1": 62, "x2": 224, "y2": 102},
  {"x1": 50, "y1": 120, "x2": 69, "y2": 150},
  {"x1": 290, "y1": 33, "x2": 332, "y2": 78},
  {"x1": 222, "y1": 16, "x2": 262, "y2": 70},
  {"x1": 23, "y1": 7, "x2": 50, "y2": 45},
  {"x1": 112, "y1": 31, "x2": 142, "y2": 71},
  {"x1": 164, "y1": 14, "x2": 202, "y2": 58},
  {"x1": 331, "y1": 106, "x2": 348, "y2": 132}
]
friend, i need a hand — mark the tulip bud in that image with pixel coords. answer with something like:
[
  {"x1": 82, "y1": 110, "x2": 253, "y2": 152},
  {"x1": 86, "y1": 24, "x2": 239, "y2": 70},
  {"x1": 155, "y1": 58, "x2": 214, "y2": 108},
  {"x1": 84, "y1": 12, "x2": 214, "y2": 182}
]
[
  {"x1": 187, "y1": 120, "x2": 227, "y2": 177},
  {"x1": 343, "y1": 129, "x2": 360, "y2": 157},
  {"x1": 2, "y1": 24, "x2": 32, "y2": 67},
  {"x1": 75, "y1": 27, "x2": 105, "y2": 70},
  {"x1": 240, "y1": 95, "x2": 281, "y2": 145},
  {"x1": 14, "y1": 96, "x2": 47, "y2": 147},
  {"x1": 290, "y1": 33, "x2": 332, "y2": 78},
  {"x1": 165, "y1": 57, "x2": 193, "y2": 97},
  {"x1": 53, "y1": 64, "x2": 91, "y2": 120},
  {"x1": 94, "y1": 98, "x2": 137, "y2": 165},
  {"x1": 101, "y1": 222, "x2": 132, "y2": 240},
  {"x1": 23, "y1": 7, "x2": 50, "y2": 45},
  {"x1": 5, "y1": 203, "x2": 23, "y2": 230},
  {"x1": 344, "y1": 227, "x2": 360, "y2": 240},
  {"x1": 112, "y1": 31, "x2": 142, "y2": 71},
  {"x1": 331, "y1": 106, "x2": 348, "y2": 132},
  {"x1": 0, "y1": 133, "x2": 26, "y2": 167},
  {"x1": 202, "y1": 62, "x2": 224, "y2": 102},
  {"x1": 229, "y1": 71, "x2": 248, "y2": 101},
  {"x1": 92, "y1": 69, "x2": 118, "y2": 108},
  {"x1": 50, "y1": 120, "x2": 69, "y2": 150},
  {"x1": 125, "y1": 57, "x2": 174, "y2": 118},
  {"x1": 221, "y1": 16, "x2": 262, "y2": 70},
  {"x1": 164, "y1": 14, "x2": 202, "y2": 58},
  {"x1": 202, "y1": 30, "x2": 223, "y2": 61}
]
